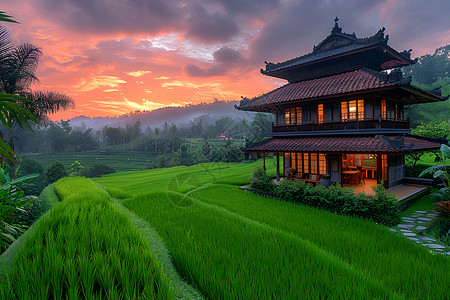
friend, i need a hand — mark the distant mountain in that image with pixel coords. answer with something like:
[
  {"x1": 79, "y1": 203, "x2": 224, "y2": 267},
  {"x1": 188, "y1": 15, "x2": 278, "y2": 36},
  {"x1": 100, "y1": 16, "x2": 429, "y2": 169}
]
[{"x1": 69, "y1": 100, "x2": 257, "y2": 131}]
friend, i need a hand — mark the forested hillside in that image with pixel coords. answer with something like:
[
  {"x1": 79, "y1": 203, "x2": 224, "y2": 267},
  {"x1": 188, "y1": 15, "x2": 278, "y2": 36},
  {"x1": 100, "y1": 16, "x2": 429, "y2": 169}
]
[{"x1": 404, "y1": 44, "x2": 450, "y2": 127}]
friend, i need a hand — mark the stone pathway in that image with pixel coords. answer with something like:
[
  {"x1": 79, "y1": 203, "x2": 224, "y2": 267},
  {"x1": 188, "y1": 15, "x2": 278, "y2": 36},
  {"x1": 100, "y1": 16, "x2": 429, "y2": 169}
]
[{"x1": 390, "y1": 210, "x2": 450, "y2": 256}]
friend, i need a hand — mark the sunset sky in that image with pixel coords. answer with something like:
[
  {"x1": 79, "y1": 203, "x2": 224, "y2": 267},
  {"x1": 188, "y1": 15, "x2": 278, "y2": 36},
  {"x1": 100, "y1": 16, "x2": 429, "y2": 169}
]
[{"x1": 2, "y1": 0, "x2": 449, "y2": 120}]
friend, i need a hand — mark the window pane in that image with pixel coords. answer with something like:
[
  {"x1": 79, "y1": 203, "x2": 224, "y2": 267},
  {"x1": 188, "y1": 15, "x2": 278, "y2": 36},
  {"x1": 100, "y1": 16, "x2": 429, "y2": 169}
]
[
  {"x1": 319, "y1": 153, "x2": 326, "y2": 175},
  {"x1": 318, "y1": 104, "x2": 323, "y2": 123},
  {"x1": 290, "y1": 107, "x2": 296, "y2": 124},
  {"x1": 298, "y1": 153, "x2": 303, "y2": 173},
  {"x1": 296, "y1": 107, "x2": 302, "y2": 124},
  {"x1": 303, "y1": 153, "x2": 309, "y2": 174},
  {"x1": 341, "y1": 101, "x2": 348, "y2": 120},
  {"x1": 358, "y1": 100, "x2": 364, "y2": 120},
  {"x1": 356, "y1": 154, "x2": 362, "y2": 166},
  {"x1": 381, "y1": 99, "x2": 387, "y2": 118},
  {"x1": 349, "y1": 100, "x2": 357, "y2": 119},
  {"x1": 285, "y1": 108, "x2": 290, "y2": 125}
]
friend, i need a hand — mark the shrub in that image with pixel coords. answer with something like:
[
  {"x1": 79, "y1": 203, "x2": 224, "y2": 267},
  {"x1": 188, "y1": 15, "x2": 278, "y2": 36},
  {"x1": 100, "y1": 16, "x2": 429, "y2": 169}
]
[
  {"x1": 249, "y1": 167, "x2": 275, "y2": 192},
  {"x1": 15, "y1": 157, "x2": 45, "y2": 196},
  {"x1": 84, "y1": 164, "x2": 115, "y2": 178},
  {"x1": 250, "y1": 175, "x2": 400, "y2": 226},
  {"x1": 44, "y1": 161, "x2": 66, "y2": 184}
]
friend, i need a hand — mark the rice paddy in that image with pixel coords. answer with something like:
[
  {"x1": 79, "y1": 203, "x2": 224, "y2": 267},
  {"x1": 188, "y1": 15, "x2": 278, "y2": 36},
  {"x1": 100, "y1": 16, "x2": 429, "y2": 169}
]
[
  {"x1": 1, "y1": 159, "x2": 447, "y2": 299},
  {"x1": 0, "y1": 178, "x2": 174, "y2": 299}
]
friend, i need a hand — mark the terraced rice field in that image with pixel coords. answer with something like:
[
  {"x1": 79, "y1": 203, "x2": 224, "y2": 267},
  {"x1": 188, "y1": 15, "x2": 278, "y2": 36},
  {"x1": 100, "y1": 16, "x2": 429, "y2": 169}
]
[{"x1": 1, "y1": 159, "x2": 448, "y2": 299}]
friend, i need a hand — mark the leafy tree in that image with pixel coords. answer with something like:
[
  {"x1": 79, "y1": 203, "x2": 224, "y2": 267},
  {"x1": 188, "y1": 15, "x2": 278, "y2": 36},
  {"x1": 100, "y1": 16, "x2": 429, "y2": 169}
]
[
  {"x1": 44, "y1": 161, "x2": 66, "y2": 184},
  {"x1": 70, "y1": 161, "x2": 85, "y2": 177},
  {"x1": 411, "y1": 122, "x2": 449, "y2": 139},
  {"x1": 17, "y1": 156, "x2": 43, "y2": 176},
  {"x1": 176, "y1": 144, "x2": 196, "y2": 166},
  {"x1": 102, "y1": 126, "x2": 123, "y2": 146},
  {"x1": 69, "y1": 129, "x2": 98, "y2": 152},
  {"x1": 404, "y1": 45, "x2": 449, "y2": 85},
  {"x1": 409, "y1": 121, "x2": 449, "y2": 163},
  {"x1": 17, "y1": 156, "x2": 45, "y2": 196},
  {"x1": 404, "y1": 44, "x2": 450, "y2": 126},
  {"x1": 84, "y1": 164, "x2": 115, "y2": 178}
]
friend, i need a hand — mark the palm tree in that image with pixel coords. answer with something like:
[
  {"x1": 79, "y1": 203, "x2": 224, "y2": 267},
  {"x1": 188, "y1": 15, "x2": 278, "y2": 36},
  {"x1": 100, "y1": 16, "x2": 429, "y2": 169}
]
[
  {"x1": 0, "y1": 25, "x2": 74, "y2": 121},
  {"x1": 0, "y1": 18, "x2": 73, "y2": 160}
]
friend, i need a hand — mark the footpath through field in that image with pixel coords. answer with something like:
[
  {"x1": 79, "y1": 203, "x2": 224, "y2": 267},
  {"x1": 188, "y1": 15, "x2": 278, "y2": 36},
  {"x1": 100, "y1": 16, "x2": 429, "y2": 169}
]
[{"x1": 391, "y1": 210, "x2": 450, "y2": 255}]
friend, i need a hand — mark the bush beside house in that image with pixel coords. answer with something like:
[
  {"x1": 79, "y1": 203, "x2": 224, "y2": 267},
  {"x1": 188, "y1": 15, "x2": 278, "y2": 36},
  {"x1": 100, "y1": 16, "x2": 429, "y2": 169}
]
[{"x1": 249, "y1": 167, "x2": 400, "y2": 226}]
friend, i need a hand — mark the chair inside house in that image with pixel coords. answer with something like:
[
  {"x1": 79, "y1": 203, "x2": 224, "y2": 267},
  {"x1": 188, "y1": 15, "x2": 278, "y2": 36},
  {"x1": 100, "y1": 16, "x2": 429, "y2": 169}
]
[{"x1": 304, "y1": 174, "x2": 321, "y2": 186}]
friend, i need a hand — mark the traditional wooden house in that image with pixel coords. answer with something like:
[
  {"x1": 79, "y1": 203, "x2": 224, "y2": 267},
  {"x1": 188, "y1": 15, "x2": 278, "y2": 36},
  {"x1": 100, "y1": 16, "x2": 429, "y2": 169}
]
[{"x1": 236, "y1": 19, "x2": 447, "y2": 189}]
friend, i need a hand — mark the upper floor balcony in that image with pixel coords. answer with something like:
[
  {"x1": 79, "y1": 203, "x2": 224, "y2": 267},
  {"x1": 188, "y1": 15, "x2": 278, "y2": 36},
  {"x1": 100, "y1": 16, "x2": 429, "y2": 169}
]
[{"x1": 272, "y1": 118, "x2": 409, "y2": 134}]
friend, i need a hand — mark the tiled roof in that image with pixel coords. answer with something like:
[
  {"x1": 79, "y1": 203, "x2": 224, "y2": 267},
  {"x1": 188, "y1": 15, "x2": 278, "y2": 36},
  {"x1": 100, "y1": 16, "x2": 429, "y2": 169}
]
[
  {"x1": 264, "y1": 43, "x2": 378, "y2": 73},
  {"x1": 239, "y1": 69, "x2": 395, "y2": 111},
  {"x1": 245, "y1": 135, "x2": 442, "y2": 153}
]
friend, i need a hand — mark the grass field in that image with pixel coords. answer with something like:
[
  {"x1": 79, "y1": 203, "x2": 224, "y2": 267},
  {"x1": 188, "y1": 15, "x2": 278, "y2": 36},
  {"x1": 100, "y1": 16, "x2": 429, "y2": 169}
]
[
  {"x1": 95, "y1": 160, "x2": 448, "y2": 300},
  {"x1": 1, "y1": 177, "x2": 174, "y2": 299},
  {"x1": 30, "y1": 150, "x2": 152, "y2": 172},
  {"x1": 3, "y1": 155, "x2": 448, "y2": 299},
  {"x1": 27, "y1": 138, "x2": 245, "y2": 173}
]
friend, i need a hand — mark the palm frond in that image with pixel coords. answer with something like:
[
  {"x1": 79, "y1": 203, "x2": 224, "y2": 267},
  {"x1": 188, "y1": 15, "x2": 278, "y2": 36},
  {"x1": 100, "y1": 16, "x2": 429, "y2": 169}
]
[
  {"x1": 0, "y1": 139, "x2": 15, "y2": 163},
  {"x1": 23, "y1": 90, "x2": 75, "y2": 120},
  {"x1": 0, "y1": 93, "x2": 36, "y2": 130},
  {"x1": 0, "y1": 26, "x2": 12, "y2": 57},
  {"x1": 6, "y1": 43, "x2": 43, "y2": 92},
  {"x1": 0, "y1": 11, "x2": 19, "y2": 23}
]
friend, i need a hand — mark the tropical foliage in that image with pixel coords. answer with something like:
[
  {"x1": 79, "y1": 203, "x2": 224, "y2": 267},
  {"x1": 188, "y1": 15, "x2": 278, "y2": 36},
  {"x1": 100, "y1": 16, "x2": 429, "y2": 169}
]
[{"x1": 0, "y1": 163, "x2": 38, "y2": 250}]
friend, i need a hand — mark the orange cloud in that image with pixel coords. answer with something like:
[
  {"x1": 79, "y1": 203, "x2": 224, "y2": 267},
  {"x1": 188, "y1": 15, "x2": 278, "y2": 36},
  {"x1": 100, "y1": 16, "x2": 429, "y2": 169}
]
[
  {"x1": 126, "y1": 70, "x2": 152, "y2": 77},
  {"x1": 73, "y1": 76, "x2": 127, "y2": 92}
]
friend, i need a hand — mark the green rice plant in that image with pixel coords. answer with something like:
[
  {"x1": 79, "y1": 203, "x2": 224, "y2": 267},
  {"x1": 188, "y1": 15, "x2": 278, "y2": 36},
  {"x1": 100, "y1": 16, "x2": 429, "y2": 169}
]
[
  {"x1": 104, "y1": 187, "x2": 131, "y2": 199},
  {"x1": 0, "y1": 177, "x2": 174, "y2": 299},
  {"x1": 123, "y1": 192, "x2": 400, "y2": 300},
  {"x1": 95, "y1": 159, "x2": 276, "y2": 195},
  {"x1": 190, "y1": 184, "x2": 450, "y2": 300}
]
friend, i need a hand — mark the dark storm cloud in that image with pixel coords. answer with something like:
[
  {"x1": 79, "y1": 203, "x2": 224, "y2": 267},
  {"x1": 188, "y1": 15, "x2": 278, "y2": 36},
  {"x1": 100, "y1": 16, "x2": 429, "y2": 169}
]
[
  {"x1": 185, "y1": 5, "x2": 240, "y2": 43},
  {"x1": 37, "y1": 0, "x2": 183, "y2": 34},
  {"x1": 208, "y1": 0, "x2": 281, "y2": 15},
  {"x1": 186, "y1": 46, "x2": 242, "y2": 77},
  {"x1": 213, "y1": 46, "x2": 242, "y2": 64},
  {"x1": 249, "y1": 0, "x2": 450, "y2": 67},
  {"x1": 376, "y1": 0, "x2": 450, "y2": 54},
  {"x1": 249, "y1": 0, "x2": 383, "y2": 66}
]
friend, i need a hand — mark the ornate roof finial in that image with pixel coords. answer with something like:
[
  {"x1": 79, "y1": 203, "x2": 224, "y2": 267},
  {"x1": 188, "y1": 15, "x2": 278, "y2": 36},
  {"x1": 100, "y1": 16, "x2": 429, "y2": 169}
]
[{"x1": 332, "y1": 16, "x2": 342, "y2": 34}]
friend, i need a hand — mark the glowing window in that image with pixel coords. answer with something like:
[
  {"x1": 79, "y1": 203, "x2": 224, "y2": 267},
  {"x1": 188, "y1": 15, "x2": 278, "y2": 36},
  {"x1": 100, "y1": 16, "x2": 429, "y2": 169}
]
[
  {"x1": 341, "y1": 102, "x2": 348, "y2": 120},
  {"x1": 303, "y1": 153, "x2": 309, "y2": 174},
  {"x1": 297, "y1": 153, "x2": 303, "y2": 173},
  {"x1": 381, "y1": 99, "x2": 387, "y2": 118},
  {"x1": 358, "y1": 100, "x2": 364, "y2": 120},
  {"x1": 285, "y1": 108, "x2": 290, "y2": 125},
  {"x1": 296, "y1": 107, "x2": 302, "y2": 124},
  {"x1": 318, "y1": 104, "x2": 323, "y2": 123},
  {"x1": 349, "y1": 100, "x2": 357, "y2": 119},
  {"x1": 319, "y1": 153, "x2": 326, "y2": 175}
]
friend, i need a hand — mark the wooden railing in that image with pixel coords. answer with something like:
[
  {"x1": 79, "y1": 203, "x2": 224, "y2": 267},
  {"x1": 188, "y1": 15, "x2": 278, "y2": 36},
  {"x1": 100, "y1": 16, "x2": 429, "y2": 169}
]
[{"x1": 273, "y1": 118, "x2": 409, "y2": 133}]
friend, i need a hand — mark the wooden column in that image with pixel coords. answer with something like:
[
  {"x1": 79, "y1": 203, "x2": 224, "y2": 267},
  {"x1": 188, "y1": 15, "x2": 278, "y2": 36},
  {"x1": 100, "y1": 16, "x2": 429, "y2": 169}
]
[
  {"x1": 376, "y1": 154, "x2": 382, "y2": 184},
  {"x1": 276, "y1": 152, "x2": 280, "y2": 181},
  {"x1": 282, "y1": 153, "x2": 285, "y2": 176}
]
